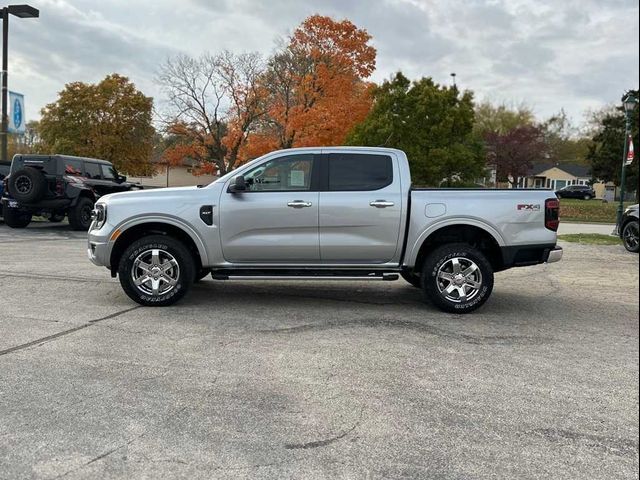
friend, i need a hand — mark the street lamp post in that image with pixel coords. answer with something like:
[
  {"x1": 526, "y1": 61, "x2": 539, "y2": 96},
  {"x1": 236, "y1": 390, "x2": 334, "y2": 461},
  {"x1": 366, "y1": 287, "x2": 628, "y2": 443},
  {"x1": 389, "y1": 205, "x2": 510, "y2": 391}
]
[
  {"x1": 1, "y1": 4, "x2": 39, "y2": 163},
  {"x1": 616, "y1": 92, "x2": 638, "y2": 231}
]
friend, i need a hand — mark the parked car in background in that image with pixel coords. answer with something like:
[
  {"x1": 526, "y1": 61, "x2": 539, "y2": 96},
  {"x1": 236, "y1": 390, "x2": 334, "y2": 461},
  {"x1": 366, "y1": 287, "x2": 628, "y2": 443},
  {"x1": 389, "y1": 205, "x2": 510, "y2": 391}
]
[
  {"x1": 555, "y1": 184, "x2": 595, "y2": 200},
  {"x1": 620, "y1": 204, "x2": 639, "y2": 253},
  {"x1": 1, "y1": 154, "x2": 141, "y2": 230},
  {"x1": 0, "y1": 162, "x2": 10, "y2": 219},
  {"x1": 87, "y1": 147, "x2": 562, "y2": 313}
]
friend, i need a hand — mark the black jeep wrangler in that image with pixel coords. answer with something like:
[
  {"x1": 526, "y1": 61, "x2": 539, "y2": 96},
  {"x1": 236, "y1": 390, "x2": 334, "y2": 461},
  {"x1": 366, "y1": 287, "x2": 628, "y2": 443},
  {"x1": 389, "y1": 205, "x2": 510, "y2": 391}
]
[{"x1": 1, "y1": 154, "x2": 141, "y2": 230}]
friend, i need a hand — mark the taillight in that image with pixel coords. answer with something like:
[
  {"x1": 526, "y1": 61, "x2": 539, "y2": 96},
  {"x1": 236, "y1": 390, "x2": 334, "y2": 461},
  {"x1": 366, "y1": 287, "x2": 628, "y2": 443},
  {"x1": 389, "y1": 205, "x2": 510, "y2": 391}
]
[{"x1": 545, "y1": 198, "x2": 560, "y2": 231}]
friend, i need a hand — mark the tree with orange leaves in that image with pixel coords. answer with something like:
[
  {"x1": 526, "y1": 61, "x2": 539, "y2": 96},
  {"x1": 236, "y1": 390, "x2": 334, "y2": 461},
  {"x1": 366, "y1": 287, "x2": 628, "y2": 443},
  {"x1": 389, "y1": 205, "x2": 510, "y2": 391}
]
[
  {"x1": 156, "y1": 15, "x2": 377, "y2": 173},
  {"x1": 243, "y1": 15, "x2": 376, "y2": 159}
]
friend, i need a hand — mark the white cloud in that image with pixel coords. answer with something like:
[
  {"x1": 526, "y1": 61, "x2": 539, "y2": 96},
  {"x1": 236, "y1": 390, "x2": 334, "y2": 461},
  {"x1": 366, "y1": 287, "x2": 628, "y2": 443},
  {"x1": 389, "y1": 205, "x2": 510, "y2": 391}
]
[{"x1": 8, "y1": 0, "x2": 639, "y2": 127}]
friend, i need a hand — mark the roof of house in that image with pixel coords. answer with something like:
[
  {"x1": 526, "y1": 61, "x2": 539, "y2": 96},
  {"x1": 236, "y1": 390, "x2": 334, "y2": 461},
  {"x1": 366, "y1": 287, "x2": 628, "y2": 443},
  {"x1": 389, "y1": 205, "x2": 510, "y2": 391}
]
[{"x1": 529, "y1": 163, "x2": 591, "y2": 178}]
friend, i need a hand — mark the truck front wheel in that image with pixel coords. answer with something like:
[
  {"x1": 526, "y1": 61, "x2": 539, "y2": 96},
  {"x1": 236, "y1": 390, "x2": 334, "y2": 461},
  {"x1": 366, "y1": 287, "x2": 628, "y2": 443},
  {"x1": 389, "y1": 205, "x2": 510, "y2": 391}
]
[
  {"x1": 68, "y1": 197, "x2": 95, "y2": 231},
  {"x1": 118, "y1": 235, "x2": 196, "y2": 306},
  {"x1": 421, "y1": 243, "x2": 494, "y2": 314}
]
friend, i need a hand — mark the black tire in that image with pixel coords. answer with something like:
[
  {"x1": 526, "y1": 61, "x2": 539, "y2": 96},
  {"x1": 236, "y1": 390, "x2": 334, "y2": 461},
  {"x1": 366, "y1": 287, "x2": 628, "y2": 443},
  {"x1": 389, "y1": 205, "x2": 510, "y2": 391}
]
[
  {"x1": 421, "y1": 243, "x2": 494, "y2": 314},
  {"x1": 67, "y1": 197, "x2": 94, "y2": 231},
  {"x1": 118, "y1": 235, "x2": 195, "y2": 307},
  {"x1": 49, "y1": 212, "x2": 65, "y2": 223},
  {"x1": 3, "y1": 207, "x2": 32, "y2": 228},
  {"x1": 400, "y1": 271, "x2": 421, "y2": 288},
  {"x1": 622, "y1": 220, "x2": 639, "y2": 253},
  {"x1": 195, "y1": 269, "x2": 211, "y2": 282},
  {"x1": 8, "y1": 168, "x2": 47, "y2": 203}
]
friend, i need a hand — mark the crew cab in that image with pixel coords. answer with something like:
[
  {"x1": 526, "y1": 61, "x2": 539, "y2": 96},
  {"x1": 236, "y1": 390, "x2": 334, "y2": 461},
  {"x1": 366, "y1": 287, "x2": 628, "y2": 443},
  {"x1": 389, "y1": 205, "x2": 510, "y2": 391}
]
[{"x1": 87, "y1": 147, "x2": 562, "y2": 313}]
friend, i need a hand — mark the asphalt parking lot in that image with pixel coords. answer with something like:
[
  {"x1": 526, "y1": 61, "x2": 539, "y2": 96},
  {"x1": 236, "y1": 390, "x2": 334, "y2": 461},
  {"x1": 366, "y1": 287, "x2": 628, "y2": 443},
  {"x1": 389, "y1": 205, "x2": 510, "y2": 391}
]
[{"x1": 0, "y1": 220, "x2": 638, "y2": 480}]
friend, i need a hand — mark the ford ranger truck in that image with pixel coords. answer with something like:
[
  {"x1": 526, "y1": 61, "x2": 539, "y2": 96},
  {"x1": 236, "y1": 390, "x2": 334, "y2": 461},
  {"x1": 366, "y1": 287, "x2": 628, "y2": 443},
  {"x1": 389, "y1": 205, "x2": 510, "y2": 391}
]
[{"x1": 87, "y1": 147, "x2": 562, "y2": 313}]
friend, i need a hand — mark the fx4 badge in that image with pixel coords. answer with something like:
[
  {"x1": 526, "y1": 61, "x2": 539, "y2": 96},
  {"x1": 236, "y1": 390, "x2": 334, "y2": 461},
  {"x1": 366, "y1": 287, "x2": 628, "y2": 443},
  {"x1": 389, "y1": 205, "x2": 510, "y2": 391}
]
[{"x1": 517, "y1": 204, "x2": 541, "y2": 211}]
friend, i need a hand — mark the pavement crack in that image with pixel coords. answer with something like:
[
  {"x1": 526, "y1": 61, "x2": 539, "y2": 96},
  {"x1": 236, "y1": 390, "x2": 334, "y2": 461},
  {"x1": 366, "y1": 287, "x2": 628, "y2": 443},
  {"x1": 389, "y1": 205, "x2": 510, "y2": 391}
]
[
  {"x1": 0, "y1": 306, "x2": 141, "y2": 356},
  {"x1": 0, "y1": 270, "x2": 112, "y2": 284},
  {"x1": 284, "y1": 408, "x2": 364, "y2": 450},
  {"x1": 528, "y1": 428, "x2": 639, "y2": 457},
  {"x1": 53, "y1": 434, "x2": 144, "y2": 479},
  {"x1": 259, "y1": 318, "x2": 553, "y2": 345}
]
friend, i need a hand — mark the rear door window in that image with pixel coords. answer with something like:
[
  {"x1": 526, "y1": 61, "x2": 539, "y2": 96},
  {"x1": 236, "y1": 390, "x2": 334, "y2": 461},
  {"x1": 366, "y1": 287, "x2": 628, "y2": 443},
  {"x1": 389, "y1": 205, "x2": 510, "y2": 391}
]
[
  {"x1": 63, "y1": 159, "x2": 83, "y2": 176},
  {"x1": 328, "y1": 153, "x2": 393, "y2": 191},
  {"x1": 84, "y1": 162, "x2": 102, "y2": 179}
]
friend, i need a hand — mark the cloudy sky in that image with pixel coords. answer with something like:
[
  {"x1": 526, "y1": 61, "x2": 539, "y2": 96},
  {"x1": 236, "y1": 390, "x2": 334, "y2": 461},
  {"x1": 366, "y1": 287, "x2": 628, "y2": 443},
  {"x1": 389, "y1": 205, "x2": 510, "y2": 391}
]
[{"x1": 9, "y1": 0, "x2": 640, "y2": 127}]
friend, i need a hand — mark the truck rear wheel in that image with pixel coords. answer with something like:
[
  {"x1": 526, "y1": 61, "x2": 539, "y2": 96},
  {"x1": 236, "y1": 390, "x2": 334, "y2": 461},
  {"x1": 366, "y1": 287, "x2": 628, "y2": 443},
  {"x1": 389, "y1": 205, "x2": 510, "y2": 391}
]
[
  {"x1": 118, "y1": 235, "x2": 195, "y2": 307},
  {"x1": 421, "y1": 243, "x2": 494, "y2": 314}
]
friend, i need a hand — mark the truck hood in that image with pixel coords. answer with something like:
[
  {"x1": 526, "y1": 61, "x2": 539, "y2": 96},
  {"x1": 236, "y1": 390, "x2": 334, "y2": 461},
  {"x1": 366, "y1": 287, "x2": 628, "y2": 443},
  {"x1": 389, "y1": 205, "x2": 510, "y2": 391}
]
[{"x1": 100, "y1": 186, "x2": 202, "y2": 204}]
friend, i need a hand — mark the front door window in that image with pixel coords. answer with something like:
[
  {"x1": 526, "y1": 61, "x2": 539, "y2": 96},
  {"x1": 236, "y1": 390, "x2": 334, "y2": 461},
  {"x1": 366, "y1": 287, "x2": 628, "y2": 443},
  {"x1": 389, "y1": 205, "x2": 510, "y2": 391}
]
[{"x1": 244, "y1": 154, "x2": 314, "y2": 192}]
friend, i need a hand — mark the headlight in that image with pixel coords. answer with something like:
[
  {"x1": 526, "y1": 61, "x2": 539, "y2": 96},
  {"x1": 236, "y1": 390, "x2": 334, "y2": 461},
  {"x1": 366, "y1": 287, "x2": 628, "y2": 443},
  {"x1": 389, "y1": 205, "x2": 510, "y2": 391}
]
[{"x1": 91, "y1": 203, "x2": 107, "y2": 229}]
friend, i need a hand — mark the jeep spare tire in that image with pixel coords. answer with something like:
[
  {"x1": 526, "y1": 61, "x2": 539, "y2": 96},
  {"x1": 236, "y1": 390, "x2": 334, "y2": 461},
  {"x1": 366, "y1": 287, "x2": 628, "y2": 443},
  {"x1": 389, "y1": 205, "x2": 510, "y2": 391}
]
[{"x1": 8, "y1": 167, "x2": 47, "y2": 203}]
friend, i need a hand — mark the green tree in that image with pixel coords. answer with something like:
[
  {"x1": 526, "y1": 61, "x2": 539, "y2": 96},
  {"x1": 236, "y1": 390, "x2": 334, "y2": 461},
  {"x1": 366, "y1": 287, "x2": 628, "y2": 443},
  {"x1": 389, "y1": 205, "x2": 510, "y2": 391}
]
[
  {"x1": 587, "y1": 91, "x2": 639, "y2": 198},
  {"x1": 540, "y1": 109, "x2": 591, "y2": 165},
  {"x1": 347, "y1": 73, "x2": 485, "y2": 186},
  {"x1": 39, "y1": 74, "x2": 155, "y2": 176},
  {"x1": 473, "y1": 101, "x2": 534, "y2": 137},
  {"x1": 8, "y1": 120, "x2": 43, "y2": 159}
]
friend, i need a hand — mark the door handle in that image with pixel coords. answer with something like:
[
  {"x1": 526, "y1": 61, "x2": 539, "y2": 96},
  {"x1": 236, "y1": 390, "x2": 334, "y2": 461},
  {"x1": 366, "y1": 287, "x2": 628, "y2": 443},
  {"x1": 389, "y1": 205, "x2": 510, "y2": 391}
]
[
  {"x1": 287, "y1": 200, "x2": 313, "y2": 208},
  {"x1": 369, "y1": 200, "x2": 395, "y2": 208}
]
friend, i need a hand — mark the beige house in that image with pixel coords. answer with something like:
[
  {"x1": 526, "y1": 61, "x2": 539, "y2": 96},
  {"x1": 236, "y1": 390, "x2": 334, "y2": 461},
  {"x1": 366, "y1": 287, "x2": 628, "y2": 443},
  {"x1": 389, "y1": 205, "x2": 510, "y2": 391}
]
[
  {"x1": 515, "y1": 163, "x2": 591, "y2": 191},
  {"x1": 127, "y1": 158, "x2": 217, "y2": 188}
]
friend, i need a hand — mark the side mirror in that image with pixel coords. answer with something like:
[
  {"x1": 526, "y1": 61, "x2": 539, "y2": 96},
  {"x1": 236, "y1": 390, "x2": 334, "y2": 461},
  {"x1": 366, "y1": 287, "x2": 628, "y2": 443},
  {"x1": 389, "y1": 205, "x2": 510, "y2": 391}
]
[
  {"x1": 118, "y1": 174, "x2": 127, "y2": 183},
  {"x1": 229, "y1": 175, "x2": 246, "y2": 193}
]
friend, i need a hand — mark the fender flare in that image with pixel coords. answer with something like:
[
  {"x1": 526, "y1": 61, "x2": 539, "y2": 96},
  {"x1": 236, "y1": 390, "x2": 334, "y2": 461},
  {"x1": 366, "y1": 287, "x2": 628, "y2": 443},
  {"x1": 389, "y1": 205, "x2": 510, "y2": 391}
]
[
  {"x1": 112, "y1": 214, "x2": 210, "y2": 266},
  {"x1": 68, "y1": 185, "x2": 97, "y2": 206},
  {"x1": 405, "y1": 217, "x2": 505, "y2": 267}
]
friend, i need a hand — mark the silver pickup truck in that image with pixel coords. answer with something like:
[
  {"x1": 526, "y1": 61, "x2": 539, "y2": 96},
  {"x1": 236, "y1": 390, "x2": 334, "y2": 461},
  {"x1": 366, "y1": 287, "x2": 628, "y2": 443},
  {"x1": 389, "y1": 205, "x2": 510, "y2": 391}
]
[{"x1": 87, "y1": 147, "x2": 562, "y2": 313}]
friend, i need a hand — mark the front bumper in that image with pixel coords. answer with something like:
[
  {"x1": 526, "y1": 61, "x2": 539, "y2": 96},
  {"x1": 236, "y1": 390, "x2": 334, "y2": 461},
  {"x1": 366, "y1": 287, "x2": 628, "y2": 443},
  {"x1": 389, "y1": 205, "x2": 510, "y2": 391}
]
[
  {"x1": 546, "y1": 246, "x2": 563, "y2": 263},
  {"x1": 87, "y1": 227, "x2": 112, "y2": 267}
]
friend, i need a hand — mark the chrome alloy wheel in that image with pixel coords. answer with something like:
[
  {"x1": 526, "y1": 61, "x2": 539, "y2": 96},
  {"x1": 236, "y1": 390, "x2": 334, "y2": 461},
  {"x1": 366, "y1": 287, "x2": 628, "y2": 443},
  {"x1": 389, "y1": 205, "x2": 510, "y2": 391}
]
[
  {"x1": 436, "y1": 257, "x2": 483, "y2": 303},
  {"x1": 623, "y1": 222, "x2": 639, "y2": 250},
  {"x1": 131, "y1": 249, "x2": 180, "y2": 296}
]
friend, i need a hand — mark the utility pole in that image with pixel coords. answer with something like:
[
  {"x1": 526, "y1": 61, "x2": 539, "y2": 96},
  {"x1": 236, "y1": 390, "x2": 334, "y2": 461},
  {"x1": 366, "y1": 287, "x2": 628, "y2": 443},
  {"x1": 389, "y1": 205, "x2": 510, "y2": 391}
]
[
  {"x1": 1, "y1": 4, "x2": 40, "y2": 162},
  {"x1": 616, "y1": 92, "x2": 638, "y2": 232}
]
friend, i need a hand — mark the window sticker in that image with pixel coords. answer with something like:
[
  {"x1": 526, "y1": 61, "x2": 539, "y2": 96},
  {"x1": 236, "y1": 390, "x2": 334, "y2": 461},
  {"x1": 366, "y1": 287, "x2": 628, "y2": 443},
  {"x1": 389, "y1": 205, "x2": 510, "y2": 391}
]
[{"x1": 290, "y1": 170, "x2": 305, "y2": 187}]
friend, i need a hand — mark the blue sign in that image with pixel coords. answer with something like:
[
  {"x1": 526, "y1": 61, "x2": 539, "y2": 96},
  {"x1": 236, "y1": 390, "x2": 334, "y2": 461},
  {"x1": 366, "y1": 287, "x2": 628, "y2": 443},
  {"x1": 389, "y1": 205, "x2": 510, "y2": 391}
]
[{"x1": 9, "y1": 91, "x2": 25, "y2": 134}]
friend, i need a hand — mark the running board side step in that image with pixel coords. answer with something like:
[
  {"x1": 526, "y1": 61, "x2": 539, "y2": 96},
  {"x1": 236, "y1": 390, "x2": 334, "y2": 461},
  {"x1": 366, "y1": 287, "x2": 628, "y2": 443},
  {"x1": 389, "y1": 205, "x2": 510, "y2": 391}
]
[{"x1": 211, "y1": 273, "x2": 399, "y2": 281}]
